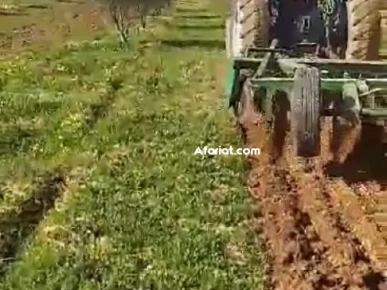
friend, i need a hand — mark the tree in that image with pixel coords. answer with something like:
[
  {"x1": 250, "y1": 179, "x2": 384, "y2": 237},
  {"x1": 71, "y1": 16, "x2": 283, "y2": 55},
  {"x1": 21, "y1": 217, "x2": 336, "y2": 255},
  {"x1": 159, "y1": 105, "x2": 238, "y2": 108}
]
[
  {"x1": 137, "y1": 0, "x2": 174, "y2": 28},
  {"x1": 97, "y1": 0, "x2": 174, "y2": 43},
  {"x1": 103, "y1": 0, "x2": 136, "y2": 43}
]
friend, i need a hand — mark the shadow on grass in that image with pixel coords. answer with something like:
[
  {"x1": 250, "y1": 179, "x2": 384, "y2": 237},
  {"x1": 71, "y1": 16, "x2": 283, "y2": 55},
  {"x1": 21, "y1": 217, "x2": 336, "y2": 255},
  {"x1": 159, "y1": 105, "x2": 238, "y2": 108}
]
[
  {"x1": 83, "y1": 78, "x2": 123, "y2": 129},
  {"x1": 0, "y1": 127, "x2": 41, "y2": 155},
  {"x1": 0, "y1": 11, "x2": 29, "y2": 16},
  {"x1": 160, "y1": 39, "x2": 225, "y2": 49},
  {"x1": 176, "y1": 15, "x2": 221, "y2": 20},
  {"x1": 0, "y1": 171, "x2": 66, "y2": 275},
  {"x1": 25, "y1": 4, "x2": 50, "y2": 9},
  {"x1": 172, "y1": 24, "x2": 225, "y2": 30},
  {"x1": 56, "y1": 0, "x2": 84, "y2": 3},
  {"x1": 176, "y1": 8, "x2": 208, "y2": 13}
]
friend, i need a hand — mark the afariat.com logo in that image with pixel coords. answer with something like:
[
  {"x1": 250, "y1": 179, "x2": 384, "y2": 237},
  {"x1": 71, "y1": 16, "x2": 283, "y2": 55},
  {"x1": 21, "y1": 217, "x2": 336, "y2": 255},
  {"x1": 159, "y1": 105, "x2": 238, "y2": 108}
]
[{"x1": 194, "y1": 146, "x2": 261, "y2": 156}]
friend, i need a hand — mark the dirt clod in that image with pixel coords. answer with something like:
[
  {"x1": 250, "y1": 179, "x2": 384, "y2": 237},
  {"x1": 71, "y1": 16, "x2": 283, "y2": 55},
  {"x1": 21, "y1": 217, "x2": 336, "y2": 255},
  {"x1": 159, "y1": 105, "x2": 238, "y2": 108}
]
[{"x1": 239, "y1": 95, "x2": 387, "y2": 289}]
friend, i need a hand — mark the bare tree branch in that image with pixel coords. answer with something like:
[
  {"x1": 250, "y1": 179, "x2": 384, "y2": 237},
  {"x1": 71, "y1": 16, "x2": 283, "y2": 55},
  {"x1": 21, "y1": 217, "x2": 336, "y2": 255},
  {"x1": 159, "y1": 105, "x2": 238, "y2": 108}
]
[{"x1": 97, "y1": 0, "x2": 174, "y2": 42}]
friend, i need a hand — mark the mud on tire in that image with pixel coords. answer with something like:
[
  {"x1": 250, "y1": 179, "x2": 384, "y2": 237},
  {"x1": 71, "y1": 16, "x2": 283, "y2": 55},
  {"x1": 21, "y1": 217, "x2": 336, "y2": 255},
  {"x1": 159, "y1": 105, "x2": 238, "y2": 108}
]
[
  {"x1": 346, "y1": 0, "x2": 381, "y2": 60},
  {"x1": 239, "y1": 0, "x2": 270, "y2": 50}
]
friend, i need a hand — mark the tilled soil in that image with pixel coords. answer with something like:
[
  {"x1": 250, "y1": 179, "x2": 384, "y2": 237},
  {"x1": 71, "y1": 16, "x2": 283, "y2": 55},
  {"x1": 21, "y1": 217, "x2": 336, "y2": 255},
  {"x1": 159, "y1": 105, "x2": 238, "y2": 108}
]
[{"x1": 239, "y1": 95, "x2": 387, "y2": 289}]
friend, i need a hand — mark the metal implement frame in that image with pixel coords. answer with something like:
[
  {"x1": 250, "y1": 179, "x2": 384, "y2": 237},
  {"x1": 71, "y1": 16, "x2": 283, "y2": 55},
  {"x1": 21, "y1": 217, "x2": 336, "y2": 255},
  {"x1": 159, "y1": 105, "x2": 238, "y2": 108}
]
[{"x1": 230, "y1": 45, "x2": 387, "y2": 120}]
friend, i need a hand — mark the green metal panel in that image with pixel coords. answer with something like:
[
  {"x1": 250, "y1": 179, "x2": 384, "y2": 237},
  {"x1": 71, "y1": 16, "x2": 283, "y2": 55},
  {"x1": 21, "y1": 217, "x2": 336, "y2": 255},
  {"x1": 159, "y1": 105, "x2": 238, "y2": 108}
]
[
  {"x1": 230, "y1": 53, "x2": 387, "y2": 119},
  {"x1": 224, "y1": 61, "x2": 235, "y2": 107},
  {"x1": 250, "y1": 78, "x2": 387, "y2": 92}
]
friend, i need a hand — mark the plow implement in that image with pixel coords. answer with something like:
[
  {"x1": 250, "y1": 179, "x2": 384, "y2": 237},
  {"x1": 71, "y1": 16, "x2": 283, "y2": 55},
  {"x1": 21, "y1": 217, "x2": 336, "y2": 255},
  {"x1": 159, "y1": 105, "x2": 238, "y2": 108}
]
[
  {"x1": 225, "y1": 0, "x2": 387, "y2": 289},
  {"x1": 231, "y1": 44, "x2": 387, "y2": 157}
]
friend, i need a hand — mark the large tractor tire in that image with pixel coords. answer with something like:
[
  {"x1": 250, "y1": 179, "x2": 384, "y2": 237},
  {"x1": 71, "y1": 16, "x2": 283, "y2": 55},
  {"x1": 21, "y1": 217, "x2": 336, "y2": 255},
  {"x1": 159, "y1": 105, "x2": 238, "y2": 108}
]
[
  {"x1": 227, "y1": 0, "x2": 270, "y2": 109},
  {"x1": 379, "y1": 0, "x2": 387, "y2": 58},
  {"x1": 239, "y1": 0, "x2": 270, "y2": 50},
  {"x1": 346, "y1": 0, "x2": 381, "y2": 60}
]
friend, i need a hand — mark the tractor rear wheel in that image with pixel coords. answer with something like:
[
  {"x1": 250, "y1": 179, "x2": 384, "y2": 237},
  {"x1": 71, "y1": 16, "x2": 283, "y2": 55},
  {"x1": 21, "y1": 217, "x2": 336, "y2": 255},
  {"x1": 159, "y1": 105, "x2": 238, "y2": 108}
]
[
  {"x1": 239, "y1": 0, "x2": 270, "y2": 50},
  {"x1": 346, "y1": 0, "x2": 381, "y2": 60},
  {"x1": 229, "y1": 0, "x2": 270, "y2": 116}
]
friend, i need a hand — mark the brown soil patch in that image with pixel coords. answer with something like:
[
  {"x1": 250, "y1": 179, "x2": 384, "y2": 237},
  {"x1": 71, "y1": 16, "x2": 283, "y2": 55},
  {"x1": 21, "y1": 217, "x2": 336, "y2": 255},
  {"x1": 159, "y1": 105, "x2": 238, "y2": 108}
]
[
  {"x1": 239, "y1": 90, "x2": 387, "y2": 289},
  {"x1": 0, "y1": 1, "x2": 110, "y2": 55}
]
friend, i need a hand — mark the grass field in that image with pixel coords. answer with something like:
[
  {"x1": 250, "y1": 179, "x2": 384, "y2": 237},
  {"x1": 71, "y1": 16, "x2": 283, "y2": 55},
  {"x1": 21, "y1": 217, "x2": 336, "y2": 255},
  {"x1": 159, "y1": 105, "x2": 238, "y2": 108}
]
[
  {"x1": 0, "y1": 0, "x2": 266, "y2": 289},
  {"x1": 0, "y1": 0, "x2": 107, "y2": 55}
]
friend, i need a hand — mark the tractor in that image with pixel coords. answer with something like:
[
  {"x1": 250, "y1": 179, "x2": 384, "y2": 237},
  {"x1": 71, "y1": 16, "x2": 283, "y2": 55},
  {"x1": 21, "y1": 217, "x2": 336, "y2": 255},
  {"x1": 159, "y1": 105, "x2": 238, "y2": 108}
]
[{"x1": 225, "y1": 0, "x2": 387, "y2": 157}]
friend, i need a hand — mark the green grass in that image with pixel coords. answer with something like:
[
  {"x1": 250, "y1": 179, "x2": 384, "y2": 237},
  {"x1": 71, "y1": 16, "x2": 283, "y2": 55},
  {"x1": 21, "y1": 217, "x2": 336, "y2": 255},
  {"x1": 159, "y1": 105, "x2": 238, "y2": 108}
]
[{"x1": 0, "y1": 0, "x2": 267, "y2": 289}]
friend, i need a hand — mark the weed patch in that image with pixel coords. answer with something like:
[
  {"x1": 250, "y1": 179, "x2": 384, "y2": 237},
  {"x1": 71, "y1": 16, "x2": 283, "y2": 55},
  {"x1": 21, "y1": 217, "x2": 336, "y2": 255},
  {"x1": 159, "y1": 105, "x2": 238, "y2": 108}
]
[{"x1": 0, "y1": 0, "x2": 266, "y2": 289}]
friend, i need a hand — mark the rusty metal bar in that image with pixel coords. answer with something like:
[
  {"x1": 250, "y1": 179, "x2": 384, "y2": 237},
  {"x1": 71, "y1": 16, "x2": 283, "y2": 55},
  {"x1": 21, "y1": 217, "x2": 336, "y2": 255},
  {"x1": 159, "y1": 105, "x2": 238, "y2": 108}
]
[
  {"x1": 234, "y1": 57, "x2": 387, "y2": 75},
  {"x1": 250, "y1": 77, "x2": 387, "y2": 91},
  {"x1": 361, "y1": 108, "x2": 387, "y2": 117},
  {"x1": 253, "y1": 39, "x2": 279, "y2": 78}
]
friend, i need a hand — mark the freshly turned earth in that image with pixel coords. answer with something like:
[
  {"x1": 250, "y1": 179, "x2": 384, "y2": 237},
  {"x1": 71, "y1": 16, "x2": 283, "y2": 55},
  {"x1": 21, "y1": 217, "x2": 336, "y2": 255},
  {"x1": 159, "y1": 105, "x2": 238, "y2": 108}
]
[{"x1": 240, "y1": 94, "x2": 387, "y2": 290}]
